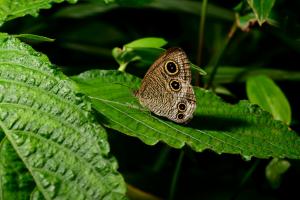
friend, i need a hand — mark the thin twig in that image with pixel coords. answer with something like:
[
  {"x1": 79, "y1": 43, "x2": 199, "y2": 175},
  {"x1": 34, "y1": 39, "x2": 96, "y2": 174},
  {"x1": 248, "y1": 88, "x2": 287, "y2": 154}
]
[
  {"x1": 230, "y1": 159, "x2": 260, "y2": 200},
  {"x1": 168, "y1": 150, "x2": 185, "y2": 200}
]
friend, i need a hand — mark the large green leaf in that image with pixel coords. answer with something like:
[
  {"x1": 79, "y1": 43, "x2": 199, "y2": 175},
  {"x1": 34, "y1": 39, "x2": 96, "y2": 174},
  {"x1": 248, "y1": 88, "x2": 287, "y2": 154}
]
[
  {"x1": 246, "y1": 75, "x2": 291, "y2": 125},
  {"x1": 72, "y1": 70, "x2": 300, "y2": 159},
  {"x1": 0, "y1": 0, "x2": 78, "y2": 26},
  {"x1": 0, "y1": 33, "x2": 126, "y2": 199},
  {"x1": 0, "y1": 137, "x2": 35, "y2": 200}
]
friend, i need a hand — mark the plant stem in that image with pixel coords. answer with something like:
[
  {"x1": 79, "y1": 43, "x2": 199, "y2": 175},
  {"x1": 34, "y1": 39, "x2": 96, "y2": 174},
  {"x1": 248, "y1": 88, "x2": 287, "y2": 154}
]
[
  {"x1": 118, "y1": 63, "x2": 128, "y2": 72},
  {"x1": 205, "y1": 22, "x2": 237, "y2": 89},
  {"x1": 168, "y1": 150, "x2": 184, "y2": 200},
  {"x1": 195, "y1": 0, "x2": 208, "y2": 86},
  {"x1": 152, "y1": 145, "x2": 171, "y2": 173},
  {"x1": 230, "y1": 159, "x2": 260, "y2": 200}
]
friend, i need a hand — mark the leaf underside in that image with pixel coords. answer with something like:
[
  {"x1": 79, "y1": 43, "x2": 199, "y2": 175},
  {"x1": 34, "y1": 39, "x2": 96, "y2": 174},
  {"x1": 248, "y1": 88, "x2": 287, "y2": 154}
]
[
  {"x1": 0, "y1": 33, "x2": 126, "y2": 200},
  {"x1": 73, "y1": 70, "x2": 300, "y2": 160}
]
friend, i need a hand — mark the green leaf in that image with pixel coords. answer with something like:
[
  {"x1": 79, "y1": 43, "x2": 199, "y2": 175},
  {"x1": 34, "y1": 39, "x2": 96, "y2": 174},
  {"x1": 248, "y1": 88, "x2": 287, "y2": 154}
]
[
  {"x1": 72, "y1": 70, "x2": 300, "y2": 159},
  {"x1": 13, "y1": 34, "x2": 55, "y2": 42},
  {"x1": 191, "y1": 63, "x2": 207, "y2": 76},
  {"x1": 13, "y1": 34, "x2": 54, "y2": 42},
  {"x1": 265, "y1": 158, "x2": 290, "y2": 189},
  {"x1": 246, "y1": 75, "x2": 291, "y2": 125},
  {"x1": 236, "y1": 13, "x2": 258, "y2": 32},
  {"x1": 125, "y1": 37, "x2": 167, "y2": 49},
  {"x1": 113, "y1": 39, "x2": 206, "y2": 75},
  {"x1": 113, "y1": 37, "x2": 167, "y2": 67},
  {"x1": 0, "y1": 137, "x2": 35, "y2": 200},
  {"x1": 112, "y1": 46, "x2": 165, "y2": 71},
  {"x1": 0, "y1": 33, "x2": 126, "y2": 199},
  {"x1": 31, "y1": 188, "x2": 46, "y2": 200},
  {"x1": 247, "y1": 0, "x2": 276, "y2": 26},
  {"x1": 0, "y1": 0, "x2": 78, "y2": 26}
]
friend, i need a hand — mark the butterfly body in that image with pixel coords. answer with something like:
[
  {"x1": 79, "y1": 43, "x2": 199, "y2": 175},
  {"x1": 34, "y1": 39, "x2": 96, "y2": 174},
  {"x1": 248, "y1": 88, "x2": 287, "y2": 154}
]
[{"x1": 135, "y1": 48, "x2": 196, "y2": 123}]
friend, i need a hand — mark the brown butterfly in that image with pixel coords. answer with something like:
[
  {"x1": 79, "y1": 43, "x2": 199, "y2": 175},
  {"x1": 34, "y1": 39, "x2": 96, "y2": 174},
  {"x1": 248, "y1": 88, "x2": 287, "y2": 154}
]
[{"x1": 135, "y1": 47, "x2": 196, "y2": 123}]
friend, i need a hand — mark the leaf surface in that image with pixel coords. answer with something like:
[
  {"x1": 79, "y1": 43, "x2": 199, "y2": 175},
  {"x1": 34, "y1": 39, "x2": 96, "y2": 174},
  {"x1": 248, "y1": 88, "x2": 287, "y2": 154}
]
[
  {"x1": 247, "y1": 0, "x2": 276, "y2": 25},
  {"x1": 72, "y1": 70, "x2": 300, "y2": 159},
  {"x1": 0, "y1": 33, "x2": 126, "y2": 200},
  {"x1": 246, "y1": 75, "x2": 291, "y2": 124},
  {"x1": 0, "y1": 137, "x2": 35, "y2": 200},
  {"x1": 0, "y1": 0, "x2": 78, "y2": 26}
]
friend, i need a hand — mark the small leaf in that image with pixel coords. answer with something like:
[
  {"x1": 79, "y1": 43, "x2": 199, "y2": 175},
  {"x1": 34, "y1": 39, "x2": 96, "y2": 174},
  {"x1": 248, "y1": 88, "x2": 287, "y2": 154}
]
[
  {"x1": 113, "y1": 39, "x2": 206, "y2": 75},
  {"x1": 246, "y1": 75, "x2": 291, "y2": 125},
  {"x1": 125, "y1": 37, "x2": 167, "y2": 48},
  {"x1": 0, "y1": 137, "x2": 35, "y2": 200},
  {"x1": 265, "y1": 158, "x2": 290, "y2": 189},
  {"x1": 247, "y1": 0, "x2": 276, "y2": 26},
  {"x1": 0, "y1": 33, "x2": 126, "y2": 199},
  {"x1": 236, "y1": 13, "x2": 258, "y2": 32},
  {"x1": 0, "y1": 0, "x2": 78, "y2": 26},
  {"x1": 191, "y1": 63, "x2": 207, "y2": 76},
  {"x1": 72, "y1": 70, "x2": 300, "y2": 159},
  {"x1": 13, "y1": 34, "x2": 55, "y2": 42}
]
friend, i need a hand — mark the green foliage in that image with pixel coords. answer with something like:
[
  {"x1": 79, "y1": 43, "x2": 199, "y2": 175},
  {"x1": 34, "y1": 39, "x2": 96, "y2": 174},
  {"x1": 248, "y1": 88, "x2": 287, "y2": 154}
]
[
  {"x1": 112, "y1": 37, "x2": 167, "y2": 71},
  {"x1": 31, "y1": 188, "x2": 46, "y2": 200},
  {"x1": 0, "y1": 0, "x2": 299, "y2": 199},
  {"x1": 265, "y1": 158, "x2": 291, "y2": 189},
  {"x1": 72, "y1": 70, "x2": 300, "y2": 159},
  {"x1": 113, "y1": 38, "x2": 207, "y2": 74},
  {"x1": 0, "y1": 33, "x2": 126, "y2": 199},
  {"x1": 0, "y1": 138, "x2": 35, "y2": 199},
  {"x1": 235, "y1": 0, "x2": 277, "y2": 30},
  {"x1": 12, "y1": 34, "x2": 55, "y2": 42},
  {"x1": 247, "y1": 0, "x2": 276, "y2": 25},
  {"x1": 0, "y1": 0, "x2": 78, "y2": 26},
  {"x1": 124, "y1": 37, "x2": 167, "y2": 48},
  {"x1": 247, "y1": 75, "x2": 291, "y2": 124}
]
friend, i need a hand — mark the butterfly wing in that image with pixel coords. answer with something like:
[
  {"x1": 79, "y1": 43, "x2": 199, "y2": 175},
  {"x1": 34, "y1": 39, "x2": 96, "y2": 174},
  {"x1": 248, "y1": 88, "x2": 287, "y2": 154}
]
[
  {"x1": 143, "y1": 47, "x2": 192, "y2": 82},
  {"x1": 135, "y1": 48, "x2": 196, "y2": 123}
]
